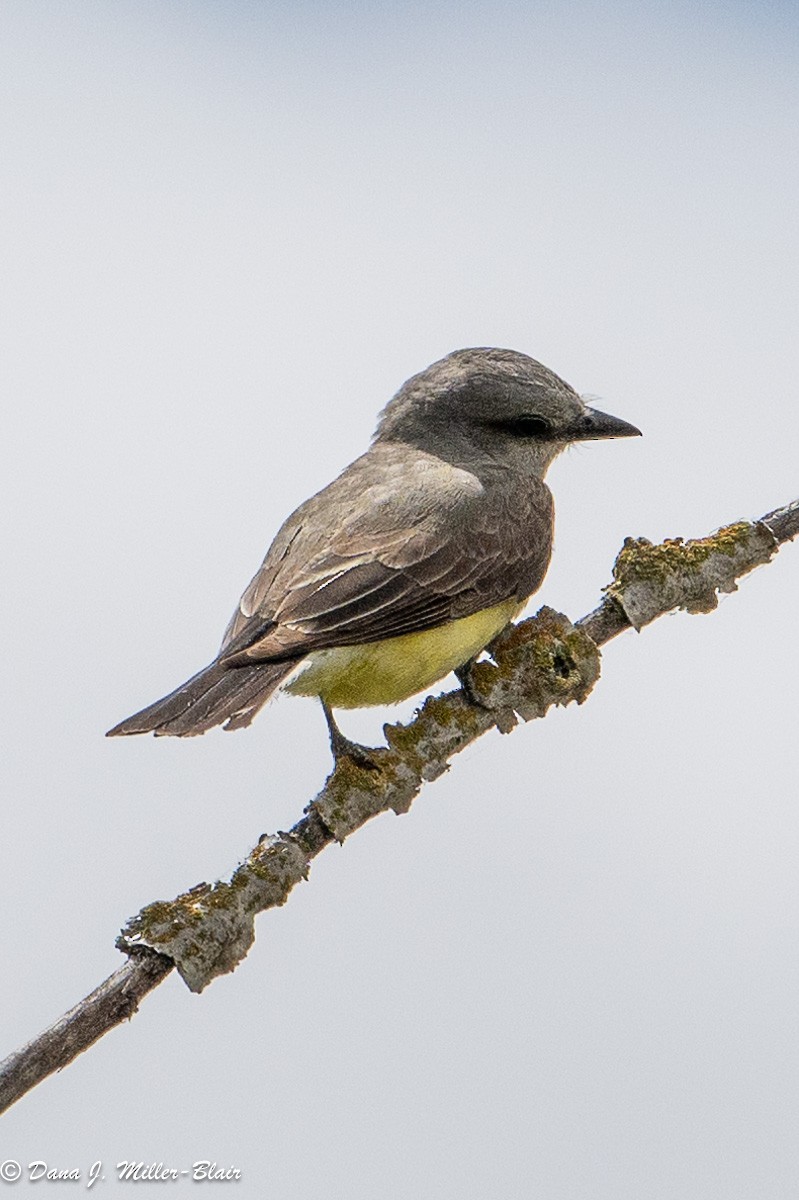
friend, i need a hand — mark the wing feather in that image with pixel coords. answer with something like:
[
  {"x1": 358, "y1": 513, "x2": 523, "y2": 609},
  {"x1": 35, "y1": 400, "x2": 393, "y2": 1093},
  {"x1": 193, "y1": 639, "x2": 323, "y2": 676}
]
[{"x1": 221, "y1": 444, "x2": 553, "y2": 665}]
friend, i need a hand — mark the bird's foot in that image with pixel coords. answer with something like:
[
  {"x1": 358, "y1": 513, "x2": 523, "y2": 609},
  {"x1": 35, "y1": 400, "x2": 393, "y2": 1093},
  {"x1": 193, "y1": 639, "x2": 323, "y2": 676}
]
[
  {"x1": 330, "y1": 729, "x2": 382, "y2": 771},
  {"x1": 455, "y1": 658, "x2": 493, "y2": 710},
  {"x1": 322, "y1": 702, "x2": 382, "y2": 771}
]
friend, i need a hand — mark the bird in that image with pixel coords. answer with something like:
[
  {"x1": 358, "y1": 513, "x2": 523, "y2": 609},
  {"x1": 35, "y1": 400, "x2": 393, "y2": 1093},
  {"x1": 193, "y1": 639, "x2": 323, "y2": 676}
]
[{"x1": 107, "y1": 347, "x2": 640, "y2": 758}]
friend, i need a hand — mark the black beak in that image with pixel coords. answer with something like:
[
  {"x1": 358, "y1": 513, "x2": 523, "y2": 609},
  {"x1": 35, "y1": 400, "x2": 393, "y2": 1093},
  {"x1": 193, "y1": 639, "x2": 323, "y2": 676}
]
[{"x1": 569, "y1": 406, "x2": 642, "y2": 441}]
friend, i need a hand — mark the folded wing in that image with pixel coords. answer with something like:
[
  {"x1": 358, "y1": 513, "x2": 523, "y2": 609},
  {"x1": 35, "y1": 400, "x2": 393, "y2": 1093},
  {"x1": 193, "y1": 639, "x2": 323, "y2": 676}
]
[{"x1": 108, "y1": 443, "x2": 553, "y2": 737}]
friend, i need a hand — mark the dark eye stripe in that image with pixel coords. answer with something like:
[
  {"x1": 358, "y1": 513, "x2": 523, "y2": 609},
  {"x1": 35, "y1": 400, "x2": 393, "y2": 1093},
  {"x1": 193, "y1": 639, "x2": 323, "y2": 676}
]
[{"x1": 487, "y1": 415, "x2": 552, "y2": 438}]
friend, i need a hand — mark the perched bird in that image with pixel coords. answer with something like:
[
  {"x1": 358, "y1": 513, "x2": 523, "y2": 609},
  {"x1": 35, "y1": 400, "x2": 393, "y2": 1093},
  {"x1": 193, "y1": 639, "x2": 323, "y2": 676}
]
[{"x1": 107, "y1": 348, "x2": 640, "y2": 757}]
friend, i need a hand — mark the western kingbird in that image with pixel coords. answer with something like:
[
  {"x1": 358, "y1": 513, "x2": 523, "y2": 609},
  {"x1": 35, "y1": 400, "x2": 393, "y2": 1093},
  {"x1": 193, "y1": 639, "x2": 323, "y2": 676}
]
[{"x1": 107, "y1": 348, "x2": 639, "y2": 752}]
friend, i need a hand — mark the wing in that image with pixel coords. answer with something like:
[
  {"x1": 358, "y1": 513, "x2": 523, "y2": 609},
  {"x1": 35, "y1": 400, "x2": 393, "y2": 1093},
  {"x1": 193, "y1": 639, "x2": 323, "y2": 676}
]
[{"x1": 220, "y1": 443, "x2": 553, "y2": 665}]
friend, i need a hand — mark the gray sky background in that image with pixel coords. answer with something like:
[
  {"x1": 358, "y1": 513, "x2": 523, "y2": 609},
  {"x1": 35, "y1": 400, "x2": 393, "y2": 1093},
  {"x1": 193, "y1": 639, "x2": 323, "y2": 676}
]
[{"x1": 2, "y1": 1, "x2": 798, "y2": 1195}]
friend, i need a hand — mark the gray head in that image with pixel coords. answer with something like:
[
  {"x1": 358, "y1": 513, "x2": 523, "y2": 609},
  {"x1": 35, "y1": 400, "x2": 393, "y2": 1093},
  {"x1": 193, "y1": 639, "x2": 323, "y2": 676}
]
[{"x1": 375, "y1": 347, "x2": 640, "y2": 474}]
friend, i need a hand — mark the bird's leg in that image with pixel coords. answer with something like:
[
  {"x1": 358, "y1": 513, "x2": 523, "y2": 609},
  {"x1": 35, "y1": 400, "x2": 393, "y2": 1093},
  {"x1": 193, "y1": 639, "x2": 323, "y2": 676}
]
[
  {"x1": 455, "y1": 656, "x2": 492, "y2": 710},
  {"x1": 320, "y1": 701, "x2": 381, "y2": 771}
]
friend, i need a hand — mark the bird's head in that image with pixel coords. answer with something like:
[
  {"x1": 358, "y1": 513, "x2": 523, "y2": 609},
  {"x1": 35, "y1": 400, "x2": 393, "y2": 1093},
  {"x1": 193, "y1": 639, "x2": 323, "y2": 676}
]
[{"x1": 375, "y1": 347, "x2": 640, "y2": 475}]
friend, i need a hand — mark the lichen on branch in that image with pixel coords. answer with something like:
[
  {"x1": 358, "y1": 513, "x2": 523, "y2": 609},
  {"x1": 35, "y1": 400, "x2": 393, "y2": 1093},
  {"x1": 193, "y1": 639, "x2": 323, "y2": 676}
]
[{"x1": 605, "y1": 520, "x2": 778, "y2": 630}]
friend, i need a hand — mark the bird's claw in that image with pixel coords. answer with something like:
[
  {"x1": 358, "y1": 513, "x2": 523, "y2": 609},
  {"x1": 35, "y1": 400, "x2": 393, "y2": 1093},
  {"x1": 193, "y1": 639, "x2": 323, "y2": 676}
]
[
  {"x1": 455, "y1": 659, "x2": 493, "y2": 710},
  {"x1": 330, "y1": 730, "x2": 382, "y2": 771},
  {"x1": 322, "y1": 701, "x2": 382, "y2": 770}
]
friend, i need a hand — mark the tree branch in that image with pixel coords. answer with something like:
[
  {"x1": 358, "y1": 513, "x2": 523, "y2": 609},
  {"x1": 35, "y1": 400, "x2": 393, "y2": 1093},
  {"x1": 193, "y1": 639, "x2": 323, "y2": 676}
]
[
  {"x1": 2, "y1": 499, "x2": 797, "y2": 1115},
  {"x1": 0, "y1": 950, "x2": 173, "y2": 1116}
]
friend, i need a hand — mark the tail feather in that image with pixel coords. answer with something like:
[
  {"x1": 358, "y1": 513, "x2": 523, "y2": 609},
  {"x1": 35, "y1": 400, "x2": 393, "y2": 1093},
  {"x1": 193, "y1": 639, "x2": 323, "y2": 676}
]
[{"x1": 106, "y1": 658, "x2": 296, "y2": 738}]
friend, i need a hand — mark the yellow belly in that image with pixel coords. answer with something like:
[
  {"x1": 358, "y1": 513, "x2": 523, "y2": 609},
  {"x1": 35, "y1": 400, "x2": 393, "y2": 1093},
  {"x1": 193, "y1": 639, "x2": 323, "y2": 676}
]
[{"x1": 285, "y1": 598, "x2": 521, "y2": 708}]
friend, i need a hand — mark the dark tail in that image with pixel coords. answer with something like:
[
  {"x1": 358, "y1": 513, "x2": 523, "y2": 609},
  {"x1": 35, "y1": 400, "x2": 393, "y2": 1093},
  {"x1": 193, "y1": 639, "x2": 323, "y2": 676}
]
[{"x1": 106, "y1": 657, "x2": 296, "y2": 738}]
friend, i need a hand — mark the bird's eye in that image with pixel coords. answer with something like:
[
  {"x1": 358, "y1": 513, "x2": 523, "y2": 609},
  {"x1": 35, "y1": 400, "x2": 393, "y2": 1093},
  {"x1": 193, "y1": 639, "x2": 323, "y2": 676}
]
[{"x1": 489, "y1": 414, "x2": 552, "y2": 438}]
